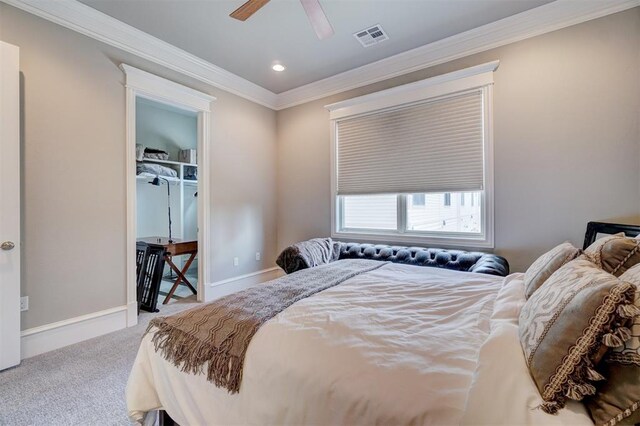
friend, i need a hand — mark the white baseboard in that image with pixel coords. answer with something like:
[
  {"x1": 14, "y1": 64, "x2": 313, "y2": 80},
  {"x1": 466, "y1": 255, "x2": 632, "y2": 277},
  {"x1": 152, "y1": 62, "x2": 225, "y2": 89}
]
[
  {"x1": 20, "y1": 305, "x2": 128, "y2": 359},
  {"x1": 205, "y1": 267, "x2": 284, "y2": 302},
  {"x1": 126, "y1": 301, "x2": 138, "y2": 327}
]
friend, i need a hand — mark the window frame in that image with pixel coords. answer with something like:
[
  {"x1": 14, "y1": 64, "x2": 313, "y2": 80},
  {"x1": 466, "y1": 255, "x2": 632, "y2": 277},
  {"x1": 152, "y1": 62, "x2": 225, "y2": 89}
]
[{"x1": 327, "y1": 62, "x2": 496, "y2": 249}]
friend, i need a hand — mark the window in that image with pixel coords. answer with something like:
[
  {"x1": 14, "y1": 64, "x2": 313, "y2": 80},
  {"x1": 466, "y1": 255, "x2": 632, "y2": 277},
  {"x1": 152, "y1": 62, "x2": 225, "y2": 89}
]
[
  {"x1": 407, "y1": 192, "x2": 481, "y2": 233},
  {"x1": 328, "y1": 62, "x2": 496, "y2": 248},
  {"x1": 342, "y1": 194, "x2": 397, "y2": 230}
]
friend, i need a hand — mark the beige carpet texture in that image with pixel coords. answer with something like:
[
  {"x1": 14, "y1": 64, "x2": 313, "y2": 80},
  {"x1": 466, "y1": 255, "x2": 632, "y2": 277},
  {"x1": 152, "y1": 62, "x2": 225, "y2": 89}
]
[{"x1": 0, "y1": 299, "x2": 196, "y2": 426}]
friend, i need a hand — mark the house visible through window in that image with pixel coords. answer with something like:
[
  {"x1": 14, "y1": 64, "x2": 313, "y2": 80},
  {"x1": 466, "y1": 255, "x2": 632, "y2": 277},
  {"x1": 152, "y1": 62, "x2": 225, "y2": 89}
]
[
  {"x1": 412, "y1": 193, "x2": 426, "y2": 206},
  {"x1": 328, "y1": 62, "x2": 496, "y2": 247}
]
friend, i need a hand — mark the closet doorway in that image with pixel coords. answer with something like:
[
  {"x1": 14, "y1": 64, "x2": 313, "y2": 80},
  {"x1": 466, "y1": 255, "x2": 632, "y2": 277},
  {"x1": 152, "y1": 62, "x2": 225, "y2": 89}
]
[
  {"x1": 122, "y1": 64, "x2": 215, "y2": 326},
  {"x1": 136, "y1": 98, "x2": 199, "y2": 309}
]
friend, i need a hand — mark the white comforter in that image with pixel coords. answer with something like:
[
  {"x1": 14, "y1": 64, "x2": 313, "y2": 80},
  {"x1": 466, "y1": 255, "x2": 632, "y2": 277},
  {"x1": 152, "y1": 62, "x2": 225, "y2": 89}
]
[{"x1": 127, "y1": 263, "x2": 594, "y2": 426}]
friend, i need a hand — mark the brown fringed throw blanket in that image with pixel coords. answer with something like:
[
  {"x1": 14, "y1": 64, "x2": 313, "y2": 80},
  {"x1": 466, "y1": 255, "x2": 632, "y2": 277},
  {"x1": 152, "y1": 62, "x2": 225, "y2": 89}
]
[{"x1": 146, "y1": 259, "x2": 387, "y2": 393}]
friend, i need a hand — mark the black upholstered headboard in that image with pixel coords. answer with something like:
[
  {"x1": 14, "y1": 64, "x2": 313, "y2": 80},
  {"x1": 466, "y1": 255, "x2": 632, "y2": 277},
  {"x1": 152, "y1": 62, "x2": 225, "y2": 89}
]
[
  {"x1": 336, "y1": 242, "x2": 509, "y2": 277},
  {"x1": 583, "y1": 221, "x2": 640, "y2": 249}
]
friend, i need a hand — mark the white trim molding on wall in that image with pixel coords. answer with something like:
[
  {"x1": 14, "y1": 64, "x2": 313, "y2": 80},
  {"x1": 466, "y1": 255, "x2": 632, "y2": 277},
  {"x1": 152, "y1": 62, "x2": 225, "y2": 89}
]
[
  {"x1": 3, "y1": 0, "x2": 639, "y2": 110},
  {"x1": 326, "y1": 61, "x2": 497, "y2": 249},
  {"x1": 325, "y1": 61, "x2": 499, "y2": 119},
  {"x1": 21, "y1": 305, "x2": 128, "y2": 359},
  {"x1": 206, "y1": 267, "x2": 284, "y2": 303},
  {"x1": 121, "y1": 64, "x2": 215, "y2": 327}
]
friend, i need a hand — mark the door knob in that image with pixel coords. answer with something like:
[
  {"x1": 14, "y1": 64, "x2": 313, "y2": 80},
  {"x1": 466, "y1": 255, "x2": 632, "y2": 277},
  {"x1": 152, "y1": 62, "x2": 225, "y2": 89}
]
[{"x1": 1, "y1": 241, "x2": 15, "y2": 251}]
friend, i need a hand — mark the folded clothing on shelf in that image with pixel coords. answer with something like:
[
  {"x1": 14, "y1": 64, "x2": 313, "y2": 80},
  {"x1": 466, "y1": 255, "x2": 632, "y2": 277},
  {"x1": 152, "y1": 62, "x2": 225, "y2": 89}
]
[
  {"x1": 143, "y1": 147, "x2": 169, "y2": 160},
  {"x1": 136, "y1": 163, "x2": 177, "y2": 178}
]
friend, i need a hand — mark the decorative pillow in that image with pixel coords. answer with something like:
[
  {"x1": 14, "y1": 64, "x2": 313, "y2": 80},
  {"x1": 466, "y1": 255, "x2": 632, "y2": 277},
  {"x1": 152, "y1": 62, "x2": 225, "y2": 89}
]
[
  {"x1": 583, "y1": 233, "x2": 640, "y2": 277},
  {"x1": 523, "y1": 242, "x2": 581, "y2": 299},
  {"x1": 276, "y1": 238, "x2": 336, "y2": 274},
  {"x1": 519, "y1": 259, "x2": 636, "y2": 414},
  {"x1": 586, "y1": 264, "x2": 640, "y2": 426},
  {"x1": 331, "y1": 240, "x2": 342, "y2": 262}
]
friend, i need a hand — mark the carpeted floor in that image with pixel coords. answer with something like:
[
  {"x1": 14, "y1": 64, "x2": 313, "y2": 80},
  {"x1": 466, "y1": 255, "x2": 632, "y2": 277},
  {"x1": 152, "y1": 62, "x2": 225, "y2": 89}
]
[{"x1": 0, "y1": 297, "x2": 197, "y2": 426}]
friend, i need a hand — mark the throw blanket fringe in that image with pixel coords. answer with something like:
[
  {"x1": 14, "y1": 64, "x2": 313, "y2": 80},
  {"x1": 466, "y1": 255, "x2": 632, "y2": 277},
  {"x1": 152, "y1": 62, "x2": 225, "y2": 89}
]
[{"x1": 146, "y1": 259, "x2": 387, "y2": 393}]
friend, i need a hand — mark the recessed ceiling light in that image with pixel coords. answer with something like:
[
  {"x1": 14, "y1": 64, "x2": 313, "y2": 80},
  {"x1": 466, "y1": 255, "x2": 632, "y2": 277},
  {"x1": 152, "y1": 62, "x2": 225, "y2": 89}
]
[{"x1": 272, "y1": 64, "x2": 286, "y2": 72}]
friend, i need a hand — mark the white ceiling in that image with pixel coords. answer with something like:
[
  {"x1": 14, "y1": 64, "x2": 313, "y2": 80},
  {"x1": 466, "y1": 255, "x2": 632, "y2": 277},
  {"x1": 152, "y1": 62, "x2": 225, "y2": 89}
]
[{"x1": 77, "y1": 0, "x2": 553, "y2": 93}]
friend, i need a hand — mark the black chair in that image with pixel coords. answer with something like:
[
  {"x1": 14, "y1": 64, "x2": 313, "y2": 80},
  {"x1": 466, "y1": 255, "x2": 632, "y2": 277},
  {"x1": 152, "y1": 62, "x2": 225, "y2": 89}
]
[
  {"x1": 136, "y1": 242, "x2": 149, "y2": 314},
  {"x1": 136, "y1": 243, "x2": 166, "y2": 313}
]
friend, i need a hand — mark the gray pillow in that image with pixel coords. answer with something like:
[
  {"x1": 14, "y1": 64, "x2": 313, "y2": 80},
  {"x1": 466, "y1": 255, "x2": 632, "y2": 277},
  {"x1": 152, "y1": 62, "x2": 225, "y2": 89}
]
[{"x1": 276, "y1": 238, "x2": 337, "y2": 274}]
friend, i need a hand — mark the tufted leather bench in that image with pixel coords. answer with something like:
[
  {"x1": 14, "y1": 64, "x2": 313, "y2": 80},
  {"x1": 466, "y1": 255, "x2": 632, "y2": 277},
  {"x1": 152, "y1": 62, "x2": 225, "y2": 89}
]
[{"x1": 336, "y1": 242, "x2": 509, "y2": 277}]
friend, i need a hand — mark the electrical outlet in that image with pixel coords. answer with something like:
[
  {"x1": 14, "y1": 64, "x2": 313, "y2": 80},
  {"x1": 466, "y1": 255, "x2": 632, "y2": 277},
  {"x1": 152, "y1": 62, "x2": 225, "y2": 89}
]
[
  {"x1": 233, "y1": 257, "x2": 239, "y2": 267},
  {"x1": 255, "y1": 252, "x2": 261, "y2": 261},
  {"x1": 20, "y1": 296, "x2": 28, "y2": 312}
]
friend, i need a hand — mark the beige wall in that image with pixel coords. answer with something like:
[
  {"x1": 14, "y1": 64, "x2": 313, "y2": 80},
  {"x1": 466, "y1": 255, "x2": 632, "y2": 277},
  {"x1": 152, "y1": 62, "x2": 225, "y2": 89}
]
[
  {"x1": 0, "y1": 4, "x2": 278, "y2": 329},
  {"x1": 276, "y1": 8, "x2": 640, "y2": 272}
]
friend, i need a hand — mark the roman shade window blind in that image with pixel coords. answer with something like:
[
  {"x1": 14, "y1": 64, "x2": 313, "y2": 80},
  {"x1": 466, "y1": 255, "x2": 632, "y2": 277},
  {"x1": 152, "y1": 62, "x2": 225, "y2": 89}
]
[{"x1": 336, "y1": 90, "x2": 484, "y2": 196}]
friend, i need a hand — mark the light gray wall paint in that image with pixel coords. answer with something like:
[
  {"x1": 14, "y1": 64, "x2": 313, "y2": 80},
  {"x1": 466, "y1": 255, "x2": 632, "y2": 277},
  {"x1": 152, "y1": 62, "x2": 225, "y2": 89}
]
[
  {"x1": 0, "y1": 4, "x2": 278, "y2": 330},
  {"x1": 276, "y1": 8, "x2": 640, "y2": 273}
]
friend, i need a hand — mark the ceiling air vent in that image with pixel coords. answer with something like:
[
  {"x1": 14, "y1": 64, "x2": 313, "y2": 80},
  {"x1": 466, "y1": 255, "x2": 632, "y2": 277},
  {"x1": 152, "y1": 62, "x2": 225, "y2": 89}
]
[{"x1": 354, "y1": 24, "x2": 389, "y2": 48}]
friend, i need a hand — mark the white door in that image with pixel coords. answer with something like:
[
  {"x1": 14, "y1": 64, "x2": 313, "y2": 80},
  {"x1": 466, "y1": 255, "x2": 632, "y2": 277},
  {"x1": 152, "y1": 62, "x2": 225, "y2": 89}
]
[{"x1": 0, "y1": 41, "x2": 21, "y2": 370}]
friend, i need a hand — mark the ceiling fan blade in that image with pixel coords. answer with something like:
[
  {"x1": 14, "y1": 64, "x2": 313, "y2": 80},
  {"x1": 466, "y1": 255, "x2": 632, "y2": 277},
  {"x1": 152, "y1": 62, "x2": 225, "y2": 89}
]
[
  {"x1": 299, "y1": 0, "x2": 334, "y2": 40},
  {"x1": 230, "y1": 0, "x2": 270, "y2": 21}
]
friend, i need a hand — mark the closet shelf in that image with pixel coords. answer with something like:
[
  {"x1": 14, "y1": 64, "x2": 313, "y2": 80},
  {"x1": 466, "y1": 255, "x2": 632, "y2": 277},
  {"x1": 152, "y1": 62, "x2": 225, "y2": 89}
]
[
  {"x1": 136, "y1": 173, "x2": 197, "y2": 186},
  {"x1": 137, "y1": 158, "x2": 197, "y2": 167}
]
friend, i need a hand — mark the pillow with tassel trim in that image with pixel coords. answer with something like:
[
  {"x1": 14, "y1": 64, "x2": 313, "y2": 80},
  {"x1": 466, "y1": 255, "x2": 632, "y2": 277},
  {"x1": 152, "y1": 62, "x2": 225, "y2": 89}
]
[
  {"x1": 519, "y1": 258, "x2": 635, "y2": 415},
  {"x1": 582, "y1": 233, "x2": 640, "y2": 277},
  {"x1": 523, "y1": 242, "x2": 582, "y2": 300},
  {"x1": 586, "y1": 263, "x2": 640, "y2": 426}
]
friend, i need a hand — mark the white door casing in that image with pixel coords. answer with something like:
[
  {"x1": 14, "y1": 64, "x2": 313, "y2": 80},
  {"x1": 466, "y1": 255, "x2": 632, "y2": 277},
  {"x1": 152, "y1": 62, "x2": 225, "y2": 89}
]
[
  {"x1": 121, "y1": 64, "x2": 215, "y2": 326},
  {"x1": 0, "y1": 41, "x2": 21, "y2": 370}
]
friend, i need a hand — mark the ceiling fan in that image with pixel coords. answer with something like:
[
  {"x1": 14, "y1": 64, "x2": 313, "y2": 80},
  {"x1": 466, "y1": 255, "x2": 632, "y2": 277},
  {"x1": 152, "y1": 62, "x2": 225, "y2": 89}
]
[{"x1": 230, "y1": 0, "x2": 334, "y2": 40}]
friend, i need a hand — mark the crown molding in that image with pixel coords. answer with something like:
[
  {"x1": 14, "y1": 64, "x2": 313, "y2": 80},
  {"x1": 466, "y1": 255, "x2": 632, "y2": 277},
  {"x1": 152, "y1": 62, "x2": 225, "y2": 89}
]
[
  {"x1": 3, "y1": 0, "x2": 638, "y2": 111},
  {"x1": 274, "y1": 0, "x2": 640, "y2": 110},
  {"x1": 2, "y1": 0, "x2": 278, "y2": 108}
]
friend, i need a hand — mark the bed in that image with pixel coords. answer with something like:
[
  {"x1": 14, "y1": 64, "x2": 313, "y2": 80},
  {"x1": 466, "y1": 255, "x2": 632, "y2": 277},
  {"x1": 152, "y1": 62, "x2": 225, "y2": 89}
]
[{"x1": 127, "y1": 253, "x2": 596, "y2": 425}]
